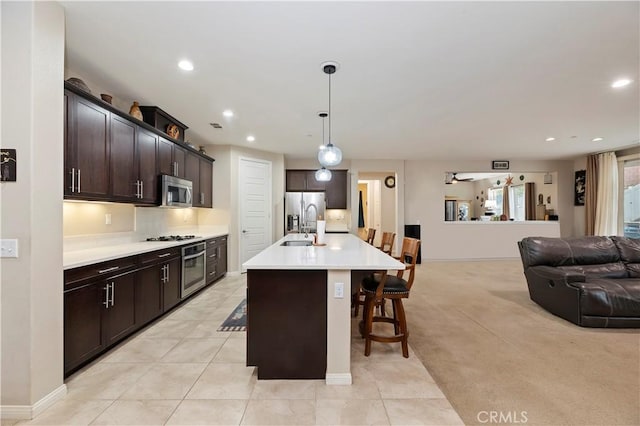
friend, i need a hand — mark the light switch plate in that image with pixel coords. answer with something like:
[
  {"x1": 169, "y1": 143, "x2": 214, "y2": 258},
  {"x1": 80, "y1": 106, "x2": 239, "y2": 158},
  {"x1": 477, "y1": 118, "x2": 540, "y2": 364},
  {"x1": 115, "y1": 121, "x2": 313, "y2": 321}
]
[
  {"x1": 334, "y1": 282, "x2": 344, "y2": 298},
  {"x1": 1, "y1": 239, "x2": 19, "y2": 258}
]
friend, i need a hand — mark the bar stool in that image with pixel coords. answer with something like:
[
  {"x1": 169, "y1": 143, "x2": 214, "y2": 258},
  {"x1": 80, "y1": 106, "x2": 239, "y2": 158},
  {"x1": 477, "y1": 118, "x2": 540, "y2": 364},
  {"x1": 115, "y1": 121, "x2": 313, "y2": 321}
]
[
  {"x1": 378, "y1": 231, "x2": 395, "y2": 255},
  {"x1": 359, "y1": 237, "x2": 420, "y2": 358},
  {"x1": 353, "y1": 231, "x2": 395, "y2": 317},
  {"x1": 365, "y1": 228, "x2": 376, "y2": 245}
]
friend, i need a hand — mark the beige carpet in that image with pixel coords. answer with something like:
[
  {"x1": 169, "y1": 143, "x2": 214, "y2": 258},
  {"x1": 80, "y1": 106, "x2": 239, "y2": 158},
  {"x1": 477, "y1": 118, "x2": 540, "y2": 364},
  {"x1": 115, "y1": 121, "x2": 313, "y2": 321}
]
[{"x1": 402, "y1": 260, "x2": 640, "y2": 426}]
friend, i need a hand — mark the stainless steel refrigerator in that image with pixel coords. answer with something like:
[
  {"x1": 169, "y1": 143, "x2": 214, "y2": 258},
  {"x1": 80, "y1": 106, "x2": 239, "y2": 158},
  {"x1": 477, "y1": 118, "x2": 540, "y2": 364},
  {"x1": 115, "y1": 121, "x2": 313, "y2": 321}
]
[{"x1": 285, "y1": 192, "x2": 326, "y2": 234}]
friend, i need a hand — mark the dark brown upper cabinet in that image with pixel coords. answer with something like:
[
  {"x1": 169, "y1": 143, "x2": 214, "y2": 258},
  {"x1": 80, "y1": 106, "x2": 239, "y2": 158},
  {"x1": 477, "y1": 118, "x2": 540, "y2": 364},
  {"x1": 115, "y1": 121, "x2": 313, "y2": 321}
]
[
  {"x1": 286, "y1": 169, "x2": 348, "y2": 209},
  {"x1": 65, "y1": 92, "x2": 110, "y2": 200},
  {"x1": 64, "y1": 82, "x2": 214, "y2": 207}
]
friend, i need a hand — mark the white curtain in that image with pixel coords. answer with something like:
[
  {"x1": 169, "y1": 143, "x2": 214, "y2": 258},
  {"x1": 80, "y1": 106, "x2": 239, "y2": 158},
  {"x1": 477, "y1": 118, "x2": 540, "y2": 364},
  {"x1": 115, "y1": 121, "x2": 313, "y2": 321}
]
[{"x1": 594, "y1": 152, "x2": 619, "y2": 235}]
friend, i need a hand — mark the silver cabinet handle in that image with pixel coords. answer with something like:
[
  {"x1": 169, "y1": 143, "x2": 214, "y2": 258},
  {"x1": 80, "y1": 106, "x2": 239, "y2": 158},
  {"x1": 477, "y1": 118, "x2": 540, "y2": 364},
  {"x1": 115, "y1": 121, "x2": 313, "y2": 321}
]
[
  {"x1": 176, "y1": 162, "x2": 179, "y2": 176},
  {"x1": 110, "y1": 282, "x2": 115, "y2": 307},
  {"x1": 77, "y1": 169, "x2": 81, "y2": 193},
  {"x1": 98, "y1": 266, "x2": 120, "y2": 274},
  {"x1": 140, "y1": 180, "x2": 144, "y2": 198},
  {"x1": 157, "y1": 253, "x2": 172, "y2": 258},
  {"x1": 70, "y1": 168, "x2": 76, "y2": 192},
  {"x1": 208, "y1": 253, "x2": 216, "y2": 259},
  {"x1": 103, "y1": 284, "x2": 110, "y2": 308},
  {"x1": 165, "y1": 264, "x2": 169, "y2": 283},
  {"x1": 208, "y1": 271, "x2": 216, "y2": 276},
  {"x1": 134, "y1": 181, "x2": 140, "y2": 198},
  {"x1": 184, "y1": 251, "x2": 205, "y2": 261},
  {"x1": 200, "y1": 193, "x2": 204, "y2": 205}
]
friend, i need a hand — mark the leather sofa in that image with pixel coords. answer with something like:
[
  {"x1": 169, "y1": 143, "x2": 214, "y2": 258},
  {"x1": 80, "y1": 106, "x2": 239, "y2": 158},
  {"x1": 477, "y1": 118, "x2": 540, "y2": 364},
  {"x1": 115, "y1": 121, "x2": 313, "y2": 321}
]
[{"x1": 518, "y1": 236, "x2": 640, "y2": 327}]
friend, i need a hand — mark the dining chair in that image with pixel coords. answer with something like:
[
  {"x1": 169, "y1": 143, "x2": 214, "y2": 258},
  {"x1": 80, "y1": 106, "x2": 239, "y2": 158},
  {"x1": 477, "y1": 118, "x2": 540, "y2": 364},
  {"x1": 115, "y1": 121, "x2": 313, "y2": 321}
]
[{"x1": 359, "y1": 237, "x2": 420, "y2": 358}]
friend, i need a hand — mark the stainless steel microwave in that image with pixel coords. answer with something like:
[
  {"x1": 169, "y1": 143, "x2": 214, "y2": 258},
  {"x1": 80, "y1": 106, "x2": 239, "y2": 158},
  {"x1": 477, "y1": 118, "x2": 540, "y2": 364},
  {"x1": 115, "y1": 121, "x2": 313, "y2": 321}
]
[{"x1": 160, "y1": 175, "x2": 192, "y2": 208}]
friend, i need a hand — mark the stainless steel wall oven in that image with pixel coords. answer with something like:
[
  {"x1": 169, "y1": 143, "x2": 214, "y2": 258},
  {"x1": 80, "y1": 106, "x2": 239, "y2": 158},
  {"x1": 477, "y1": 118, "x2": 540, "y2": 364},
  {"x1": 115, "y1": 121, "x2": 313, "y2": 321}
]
[{"x1": 181, "y1": 242, "x2": 206, "y2": 298}]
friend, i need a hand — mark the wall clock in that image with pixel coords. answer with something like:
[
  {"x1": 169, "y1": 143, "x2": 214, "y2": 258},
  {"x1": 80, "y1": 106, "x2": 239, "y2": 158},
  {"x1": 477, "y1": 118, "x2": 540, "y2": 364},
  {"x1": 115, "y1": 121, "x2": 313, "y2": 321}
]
[{"x1": 384, "y1": 175, "x2": 396, "y2": 188}]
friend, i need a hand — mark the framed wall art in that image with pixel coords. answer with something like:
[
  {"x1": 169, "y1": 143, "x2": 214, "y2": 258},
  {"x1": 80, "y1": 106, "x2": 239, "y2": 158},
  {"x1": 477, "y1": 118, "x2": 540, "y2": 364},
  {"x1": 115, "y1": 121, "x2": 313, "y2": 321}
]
[
  {"x1": 574, "y1": 170, "x2": 586, "y2": 206},
  {"x1": 492, "y1": 160, "x2": 509, "y2": 170}
]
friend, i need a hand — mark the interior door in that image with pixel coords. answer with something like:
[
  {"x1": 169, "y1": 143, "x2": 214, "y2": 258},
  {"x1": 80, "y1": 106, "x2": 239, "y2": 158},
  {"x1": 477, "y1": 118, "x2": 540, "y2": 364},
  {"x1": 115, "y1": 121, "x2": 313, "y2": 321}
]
[{"x1": 239, "y1": 157, "x2": 272, "y2": 272}]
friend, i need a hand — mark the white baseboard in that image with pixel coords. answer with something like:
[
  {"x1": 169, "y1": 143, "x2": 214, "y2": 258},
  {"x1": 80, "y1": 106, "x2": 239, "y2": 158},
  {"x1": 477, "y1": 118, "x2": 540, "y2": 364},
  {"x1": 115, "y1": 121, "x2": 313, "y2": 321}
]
[
  {"x1": 325, "y1": 373, "x2": 352, "y2": 385},
  {"x1": 226, "y1": 271, "x2": 241, "y2": 277},
  {"x1": 1, "y1": 384, "x2": 67, "y2": 420}
]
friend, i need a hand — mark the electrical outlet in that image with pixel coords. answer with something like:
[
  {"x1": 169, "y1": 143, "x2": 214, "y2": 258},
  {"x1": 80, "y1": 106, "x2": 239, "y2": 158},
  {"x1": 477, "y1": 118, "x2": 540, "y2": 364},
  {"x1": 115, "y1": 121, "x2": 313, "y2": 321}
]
[
  {"x1": 105, "y1": 213, "x2": 112, "y2": 225},
  {"x1": 334, "y1": 282, "x2": 344, "y2": 298},
  {"x1": 1, "y1": 239, "x2": 18, "y2": 258}
]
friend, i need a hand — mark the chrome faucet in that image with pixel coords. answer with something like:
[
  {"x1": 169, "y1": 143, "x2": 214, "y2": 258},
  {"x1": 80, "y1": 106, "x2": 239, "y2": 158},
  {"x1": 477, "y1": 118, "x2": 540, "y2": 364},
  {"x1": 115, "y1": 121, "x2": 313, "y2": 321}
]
[{"x1": 302, "y1": 203, "x2": 318, "y2": 238}]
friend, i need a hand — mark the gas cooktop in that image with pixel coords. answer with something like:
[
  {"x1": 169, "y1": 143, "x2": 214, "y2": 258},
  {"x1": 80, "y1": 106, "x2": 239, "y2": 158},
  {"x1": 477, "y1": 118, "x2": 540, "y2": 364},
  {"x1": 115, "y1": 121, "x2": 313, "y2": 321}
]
[{"x1": 146, "y1": 235, "x2": 198, "y2": 242}]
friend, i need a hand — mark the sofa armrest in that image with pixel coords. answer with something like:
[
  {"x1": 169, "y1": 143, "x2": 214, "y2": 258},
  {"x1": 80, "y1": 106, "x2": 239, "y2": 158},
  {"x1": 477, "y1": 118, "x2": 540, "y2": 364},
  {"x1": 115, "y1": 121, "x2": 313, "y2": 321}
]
[{"x1": 528, "y1": 265, "x2": 586, "y2": 285}]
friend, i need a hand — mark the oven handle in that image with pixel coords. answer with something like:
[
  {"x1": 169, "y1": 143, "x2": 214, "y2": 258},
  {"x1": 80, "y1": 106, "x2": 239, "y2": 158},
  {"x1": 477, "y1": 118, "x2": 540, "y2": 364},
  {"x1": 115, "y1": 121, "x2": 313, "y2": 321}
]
[{"x1": 183, "y1": 251, "x2": 205, "y2": 261}]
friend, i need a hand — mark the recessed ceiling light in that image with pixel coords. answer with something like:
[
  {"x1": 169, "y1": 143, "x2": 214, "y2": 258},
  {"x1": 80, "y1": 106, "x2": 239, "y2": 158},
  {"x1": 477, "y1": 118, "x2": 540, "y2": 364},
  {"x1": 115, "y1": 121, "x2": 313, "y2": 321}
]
[
  {"x1": 178, "y1": 60, "x2": 194, "y2": 71},
  {"x1": 592, "y1": 137, "x2": 604, "y2": 142},
  {"x1": 223, "y1": 110, "x2": 234, "y2": 118},
  {"x1": 545, "y1": 137, "x2": 556, "y2": 142},
  {"x1": 611, "y1": 78, "x2": 632, "y2": 88},
  {"x1": 246, "y1": 135, "x2": 255, "y2": 142}
]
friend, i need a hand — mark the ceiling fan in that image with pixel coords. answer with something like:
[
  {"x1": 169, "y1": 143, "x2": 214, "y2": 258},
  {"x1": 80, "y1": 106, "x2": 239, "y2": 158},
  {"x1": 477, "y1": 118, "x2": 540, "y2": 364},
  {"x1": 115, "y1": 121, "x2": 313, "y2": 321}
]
[{"x1": 445, "y1": 172, "x2": 474, "y2": 184}]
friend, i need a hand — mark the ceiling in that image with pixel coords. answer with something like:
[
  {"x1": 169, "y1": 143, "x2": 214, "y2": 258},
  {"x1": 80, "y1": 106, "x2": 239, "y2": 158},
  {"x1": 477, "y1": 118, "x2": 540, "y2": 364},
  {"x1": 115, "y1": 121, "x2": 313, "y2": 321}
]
[{"x1": 61, "y1": 1, "x2": 639, "y2": 162}]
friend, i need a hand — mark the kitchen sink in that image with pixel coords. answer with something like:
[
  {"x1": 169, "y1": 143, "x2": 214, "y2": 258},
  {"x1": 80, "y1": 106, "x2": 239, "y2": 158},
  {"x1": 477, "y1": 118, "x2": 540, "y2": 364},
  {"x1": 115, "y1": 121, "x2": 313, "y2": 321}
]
[{"x1": 280, "y1": 240, "x2": 313, "y2": 247}]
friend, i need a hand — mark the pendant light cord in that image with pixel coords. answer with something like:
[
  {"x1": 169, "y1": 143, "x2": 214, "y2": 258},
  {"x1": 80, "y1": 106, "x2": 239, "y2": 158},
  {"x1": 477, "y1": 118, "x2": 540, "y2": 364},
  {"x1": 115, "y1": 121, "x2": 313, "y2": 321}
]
[{"x1": 328, "y1": 72, "x2": 331, "y2": 146}]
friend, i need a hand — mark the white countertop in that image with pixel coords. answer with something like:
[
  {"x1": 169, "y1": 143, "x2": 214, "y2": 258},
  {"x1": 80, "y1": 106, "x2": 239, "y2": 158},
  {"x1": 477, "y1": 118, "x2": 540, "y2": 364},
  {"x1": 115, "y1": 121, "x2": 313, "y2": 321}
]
[
  {"x1": 64, "y1": 231, "x2": 228, "y2": 270},
  {"x1": 243, "y1": 233, "x2": 405, "y2": 271}
]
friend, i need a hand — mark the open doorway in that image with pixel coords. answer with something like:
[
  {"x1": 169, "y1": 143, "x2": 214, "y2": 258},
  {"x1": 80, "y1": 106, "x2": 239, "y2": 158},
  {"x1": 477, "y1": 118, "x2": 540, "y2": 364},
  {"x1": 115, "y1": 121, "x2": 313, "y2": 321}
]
[{"x1": 357, "y1": 173, "x2": 396, "y2": 248}]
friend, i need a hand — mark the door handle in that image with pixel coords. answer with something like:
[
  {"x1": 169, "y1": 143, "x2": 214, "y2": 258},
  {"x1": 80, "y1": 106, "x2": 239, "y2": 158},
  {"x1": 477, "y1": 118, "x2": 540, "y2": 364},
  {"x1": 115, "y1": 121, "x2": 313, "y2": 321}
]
[
  {"x1": 110, "y1": 282, "x2": 115, "y2": 307},
  {"x1": 103, "y1": 284, "x2": 110, "y2": 308}
]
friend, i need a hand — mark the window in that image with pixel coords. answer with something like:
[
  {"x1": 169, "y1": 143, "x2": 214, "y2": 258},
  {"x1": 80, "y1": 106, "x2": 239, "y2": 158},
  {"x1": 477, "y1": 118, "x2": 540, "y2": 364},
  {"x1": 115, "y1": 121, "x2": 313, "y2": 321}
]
[
  {"x1": 486, "y1": 185, "x2": 525, "y2": 220},
  {"x1": 620, "y1": 156, "x2": 640, "y2": 238},
  {"x1": 487, "y1": 187, "x2": 503, "y2": 216},
  {"x1": 509, "y1": 184, "x2": 526, "y2": 221}
]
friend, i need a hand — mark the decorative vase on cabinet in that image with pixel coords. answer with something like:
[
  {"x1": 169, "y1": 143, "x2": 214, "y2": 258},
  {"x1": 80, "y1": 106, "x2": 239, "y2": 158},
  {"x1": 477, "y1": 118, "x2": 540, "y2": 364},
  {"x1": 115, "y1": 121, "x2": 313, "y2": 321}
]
[{"x1": 129, "y1": 101, "x2": 143, "y2": 120}]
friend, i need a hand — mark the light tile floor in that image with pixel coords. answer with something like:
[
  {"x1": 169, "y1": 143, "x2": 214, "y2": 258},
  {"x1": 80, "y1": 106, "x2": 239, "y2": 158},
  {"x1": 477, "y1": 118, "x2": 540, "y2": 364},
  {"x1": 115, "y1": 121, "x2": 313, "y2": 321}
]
[{"x1": 10, "y1": 274, "x2": 463, "y2": 426}]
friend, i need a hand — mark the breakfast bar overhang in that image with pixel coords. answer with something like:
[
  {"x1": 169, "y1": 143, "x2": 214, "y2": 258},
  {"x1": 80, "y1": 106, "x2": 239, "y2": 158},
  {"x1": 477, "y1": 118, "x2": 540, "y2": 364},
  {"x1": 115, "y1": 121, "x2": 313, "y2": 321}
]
[{"x1": 242, "y1": 233, "x2": 404, "y2": 384}]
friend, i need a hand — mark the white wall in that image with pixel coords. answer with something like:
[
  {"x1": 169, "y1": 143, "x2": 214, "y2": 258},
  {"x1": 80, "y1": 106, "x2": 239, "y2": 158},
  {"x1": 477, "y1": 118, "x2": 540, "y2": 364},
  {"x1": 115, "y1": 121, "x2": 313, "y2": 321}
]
[
  {"x1": 1, "y1": 1, "x2": 65, "y2": 414},
  {"x1": 405, "y1": 159, "x2": 574, "y2": 260}
]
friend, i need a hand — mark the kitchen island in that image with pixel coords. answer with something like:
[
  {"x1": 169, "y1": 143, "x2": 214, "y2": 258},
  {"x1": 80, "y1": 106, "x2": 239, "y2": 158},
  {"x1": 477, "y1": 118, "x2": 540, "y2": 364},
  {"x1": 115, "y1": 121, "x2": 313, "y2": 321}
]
[{"x1": 243, "y1": 233, "x2": 404, "y2": 384}]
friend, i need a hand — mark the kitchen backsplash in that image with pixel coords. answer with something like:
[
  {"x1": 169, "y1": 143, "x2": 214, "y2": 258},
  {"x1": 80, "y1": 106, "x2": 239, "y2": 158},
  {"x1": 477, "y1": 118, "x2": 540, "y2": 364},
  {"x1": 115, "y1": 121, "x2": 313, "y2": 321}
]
[{"x1": 64, "y1": 201, "x2": 198, "y2": 238}]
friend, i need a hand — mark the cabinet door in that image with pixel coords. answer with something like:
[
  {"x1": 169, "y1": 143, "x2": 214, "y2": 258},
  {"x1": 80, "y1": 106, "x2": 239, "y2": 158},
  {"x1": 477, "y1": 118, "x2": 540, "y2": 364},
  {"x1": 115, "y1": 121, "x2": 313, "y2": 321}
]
[
  {"x1": 286, "y1": 170, "x2": 307, "y2": 191},
  {"x1": 199, "y1": 159, "x2": 213, "y2": 208},
  {"x1": 163, "y1": 258, "x2": 181, "y2": 311},
  {"x1": 173, "y1": 145, "x2": 186, "y2": 178},
  {"x1": 69, "y1": 96, "x2": 110, "y2": 198},
  {"x1": 185, "y1": 152, "x2": 201, "y2": 206},
  {"x1": 104, "y1": 272, "x2": 137, "y2": 346},
  {"x1": 110, "y1": 115, "x2": 137, "y2": 200},
  {"x1": 135, "y1": 265, "x2": 163, "y2": 326},
  {"x1": 217, "y1": 239, "x2": 228, "y2": 278},
  {"x1": 325, "y1": 170, "x2": 348, "y2": 209},
  {"x1": 136, "y1": 128, "x2": 158, "y2": 204},
  {"x1": 158, "y1": 137, "x2": 174, "y2": 176},
  {"x1": 64, "y1": 282, "x2": 105, "y2": 374},
  {"x1": 305, "y1": 171, "x2": 326, "y2": 191}
]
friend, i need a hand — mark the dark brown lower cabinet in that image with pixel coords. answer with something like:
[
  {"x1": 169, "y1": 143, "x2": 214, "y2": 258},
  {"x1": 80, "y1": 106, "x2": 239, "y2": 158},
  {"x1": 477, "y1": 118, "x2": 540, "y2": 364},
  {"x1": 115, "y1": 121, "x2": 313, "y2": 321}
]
[
  {"x1": 247, "y1": 269, "x2": 327, "y2": 379},
  {"x1": 103, "y1": 271, "x2": 137, "y2": 346},
  {"x1": 64, "y1": 282, "x2": 104, "y2": 374},
  {"x1": 163, "y1": 257, "x2": 182, "y2": 311},
  {"x1": 205, "y1": 236, "x2": 228, "y2": 284},
  {"x1": 135, "y1": 265, "x2": 164, "y2": 326}
]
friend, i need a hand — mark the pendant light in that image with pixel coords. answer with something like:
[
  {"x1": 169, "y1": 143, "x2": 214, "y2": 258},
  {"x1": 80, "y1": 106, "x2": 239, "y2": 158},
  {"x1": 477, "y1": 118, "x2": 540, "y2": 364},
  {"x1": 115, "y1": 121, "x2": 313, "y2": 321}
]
[
  {"x1": 315, "y1": 112, "x2": 332, "y2": 182},
  {"x1": 318, "y1": 62, "x2": 343, "y2": 167}
]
